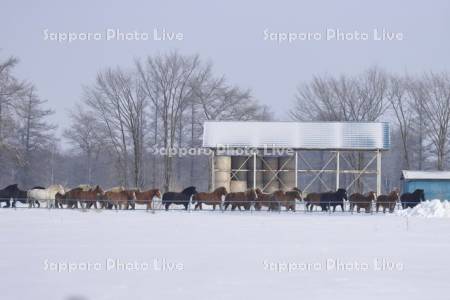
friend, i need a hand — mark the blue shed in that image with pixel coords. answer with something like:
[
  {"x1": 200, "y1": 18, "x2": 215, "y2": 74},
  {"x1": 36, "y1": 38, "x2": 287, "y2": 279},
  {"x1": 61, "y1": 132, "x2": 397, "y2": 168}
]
[{"x1": 401, "y1": 170, "x2": 450, "y2": 200}]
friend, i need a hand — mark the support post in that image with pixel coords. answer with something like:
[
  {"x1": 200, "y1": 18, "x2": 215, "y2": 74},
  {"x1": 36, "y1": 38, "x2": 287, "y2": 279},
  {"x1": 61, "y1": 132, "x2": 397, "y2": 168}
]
[
  {"x1": 253, "y1": 151, "x2": 257, "y2": 189},
  {"x1": 211, "y1": 150, "x2": 215, "y2": 191},
  {"x1": 295, "y1": 151, "x2": 298, "y2": 189},
  {"x1": 376, "y1": 150, "x2": 381, "y2": 195},
  {"x1": 336, "y1": 151, "x2": 340, "y2": 190}
]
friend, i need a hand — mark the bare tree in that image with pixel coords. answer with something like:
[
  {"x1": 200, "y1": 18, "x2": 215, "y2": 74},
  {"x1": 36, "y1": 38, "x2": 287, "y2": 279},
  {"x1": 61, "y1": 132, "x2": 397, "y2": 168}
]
[
  {"x1": 136, "y1": 52, "x2": 203, "y2": 191},
  {"x1": 416, "y1": 72, "x2": 450, "y2": 170},
  {"x1": 64, "y1": 105, "x2": 105, "y2": 184},
  {"x1": 84, "y1": 67, "x2": 147, "y2": 188},
  {"x1": 386, "y1": 75, "x2": 415, "y2": 169},
  {"x1": 291, "y1": 67, "x2": 388, "y2": 192},
  {"x1": 14, "y1": 86, "x2": 56, "y2": 186}
]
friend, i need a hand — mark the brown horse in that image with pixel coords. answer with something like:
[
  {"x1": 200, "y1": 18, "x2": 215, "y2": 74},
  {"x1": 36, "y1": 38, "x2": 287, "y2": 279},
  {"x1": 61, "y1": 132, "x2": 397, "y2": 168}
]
[
  {"x1": 134, "y1": 189, "x2": 162, "y2": 210},
  {"x1": 254, "y1": 189, "x2": 276, "y2": 211},
  {"x1": 376, "y1": 190, "x2": 399, "y2": 213},
  {"x1": 104, "y1": 190, "x2": 136, "y2": 210},
  {"x1": 273, "y1": 188, "x2": 302, "y2": 211},
  {"x1": 55, "y1": 190, "x2": 79, "y2": 208},
  {"x1": 349, "y1": 191, "x2": 376, "y2": 213},
  {"x1": 193, "y1": 186, "x2": 227, "y2": 210},
  {"x1": 224, "y1": 189, "x2": 257, "y2": 211},
  {"x1": 56, "y1": 186, "x2": 104, "y2": 209},
  {"x1": 305, "y1": 192, "x2": 323, "y2": 211}
]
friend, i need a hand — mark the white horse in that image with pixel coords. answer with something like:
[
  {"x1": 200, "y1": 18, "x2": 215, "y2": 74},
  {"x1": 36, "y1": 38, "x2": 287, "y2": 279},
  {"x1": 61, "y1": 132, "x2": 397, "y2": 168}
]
[{"x1": 28, "y1": 185, "x2": 66, "y2": 208}]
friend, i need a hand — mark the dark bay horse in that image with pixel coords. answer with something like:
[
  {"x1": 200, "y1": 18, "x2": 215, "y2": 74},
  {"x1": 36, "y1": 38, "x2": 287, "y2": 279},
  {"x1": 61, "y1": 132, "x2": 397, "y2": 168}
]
[
  {"x1": 376, "y1": 190, "x2": 399, "y2": 213},
  {"x1": 224, "y1": 189, "x2": 257, "y2": 211},
  {"x1": 193, "y1": 186, "x2": 227, "y2": 210},
  {"x1": 162, "y1": 186, "x2": 197, "y2": 211},
  {"x1": 273, "y1": 188, "x2": 302, "y2": 212},
  {"x1": 305, "y1": 192, "x2": 324, "y2": 211},
  {"x1": 401, "y1": 189, "x2": 425, "y2": 209},
  {"x1": 254, "y1": 189, "x2": 276, "y2": 211},
  {"x1": 0, "y1": 184, "x2": 27, "y2": 208},
  {"x1": 349, "y1": 191, "x2": 376, "y2": 213}
]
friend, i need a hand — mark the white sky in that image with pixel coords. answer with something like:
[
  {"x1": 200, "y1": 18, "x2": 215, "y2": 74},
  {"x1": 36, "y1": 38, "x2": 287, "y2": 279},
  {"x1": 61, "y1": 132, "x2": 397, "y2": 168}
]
[{"x1": 2, "y1": 0, "x2": 449, "y2": 136}]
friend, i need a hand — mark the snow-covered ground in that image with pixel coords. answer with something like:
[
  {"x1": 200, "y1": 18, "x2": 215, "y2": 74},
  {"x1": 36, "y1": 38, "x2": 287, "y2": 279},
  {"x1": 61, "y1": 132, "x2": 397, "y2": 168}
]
[{"x1": 1, "y1": 209, "x2": 450, "y2": 300}]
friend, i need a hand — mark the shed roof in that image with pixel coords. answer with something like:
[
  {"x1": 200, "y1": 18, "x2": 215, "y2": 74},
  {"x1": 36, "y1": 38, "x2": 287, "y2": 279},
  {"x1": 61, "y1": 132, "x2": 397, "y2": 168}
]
[
  {"x1": 401, "y1": 170, "x2": 450, "y2": 180},
  {"x1": 202, "y1": 121, "x2": 390, "y2": 150}
]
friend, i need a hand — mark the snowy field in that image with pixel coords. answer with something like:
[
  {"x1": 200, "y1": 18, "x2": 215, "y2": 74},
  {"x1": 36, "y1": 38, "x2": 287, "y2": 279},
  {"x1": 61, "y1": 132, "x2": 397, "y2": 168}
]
[{"x1": 1, "y1": 208, "x2": 450, "y2": 300}]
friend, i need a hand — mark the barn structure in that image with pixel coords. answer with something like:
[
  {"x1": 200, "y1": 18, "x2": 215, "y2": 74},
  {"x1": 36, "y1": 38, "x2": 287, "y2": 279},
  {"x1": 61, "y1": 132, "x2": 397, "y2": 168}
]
[
  {"x1": 202, "y1": 121, "x2": 390, "y2": 195},
  {"x1": 401, "y1": 171, "x2": 450, "y2": 200}
]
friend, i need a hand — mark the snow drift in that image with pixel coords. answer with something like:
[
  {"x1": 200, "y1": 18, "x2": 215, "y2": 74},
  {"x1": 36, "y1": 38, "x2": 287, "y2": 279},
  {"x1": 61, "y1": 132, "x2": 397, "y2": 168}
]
[{"x1": 397, "y1": 200, "x2": 450, "y2": 218}]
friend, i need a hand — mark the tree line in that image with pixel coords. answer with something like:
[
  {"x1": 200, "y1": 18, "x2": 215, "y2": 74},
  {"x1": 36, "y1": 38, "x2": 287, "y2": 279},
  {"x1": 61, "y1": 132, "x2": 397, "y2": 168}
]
[{"x1": 1, "y1": 52, "x2": 450, "y2": 192}]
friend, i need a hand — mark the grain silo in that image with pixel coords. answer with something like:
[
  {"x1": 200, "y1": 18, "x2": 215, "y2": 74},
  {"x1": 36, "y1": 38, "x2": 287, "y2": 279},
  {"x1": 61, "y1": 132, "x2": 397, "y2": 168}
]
[
  {"x1": 214, "y1": 156, "x2": 231, "y2": 192},
  {"x1": 231, "y1": 156, "x2": 248, "y2": 192}
]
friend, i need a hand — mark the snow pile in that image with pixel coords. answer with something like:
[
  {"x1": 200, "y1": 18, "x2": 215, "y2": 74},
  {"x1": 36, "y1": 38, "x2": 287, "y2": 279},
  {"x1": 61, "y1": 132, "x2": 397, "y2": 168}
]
[{"x1": 397, "y1": 200, "x2": 450, "y2": 218}]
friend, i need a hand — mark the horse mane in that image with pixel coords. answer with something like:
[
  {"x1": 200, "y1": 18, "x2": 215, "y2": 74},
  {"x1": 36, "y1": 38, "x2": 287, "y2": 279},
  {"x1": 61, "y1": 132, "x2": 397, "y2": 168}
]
[
  {"x1": 182, "y1": 186, "x2": 197, "y2": 194},
  {"x1": 32, "y1": 186, "x2": 46, "y2": 190},
  {"x1": 292, "y1": 187, "x2": 302, "y2": 193},
  {"x1": 4, "y1": 184, "x2": 18, "y2": 190},
  {"x1": 213, "y1": 186, "x2": 227, "y2": 195},
  {"x1": 108, "y1": 186, "x2": 126, "y2": 193}
]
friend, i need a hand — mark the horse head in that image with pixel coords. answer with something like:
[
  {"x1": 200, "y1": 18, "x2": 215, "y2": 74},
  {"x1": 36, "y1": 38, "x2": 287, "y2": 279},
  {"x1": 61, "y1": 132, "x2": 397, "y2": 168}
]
[
  {"x1": 367, "y1": 191, "x2": 377, "y2": 201},
  {"x1": 390, "y1": 190, "x2": 399, "y2": 200},
  {"x1": 154, "y1": 189, "x2": 162, "y2": 199},
  {"x1": 337, "y1": 188, "x2": 348, "y2": 201},
  {"x1": 289, "y1": 189, "x2": 302, "y2": 201},
  {"x1": 182, "y1": 186, "x2": 197, "y2": 197},
  {"x1": 214, "y1": 186, "x2": 227, "y2": 197},
  {"x1": 415, "y1": 189, "x2": 425, "y2": 201},
  {"x1": 93, "y1": 185, "x2": 105, "y2": 198}
]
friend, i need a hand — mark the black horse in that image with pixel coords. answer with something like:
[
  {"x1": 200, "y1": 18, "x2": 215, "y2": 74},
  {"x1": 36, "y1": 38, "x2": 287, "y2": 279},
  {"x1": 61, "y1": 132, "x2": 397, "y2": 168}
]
[
  {"x1": 162, "y1": 186, "x2": 197, "y2": 211},
  {"x1": 320, "y1": 188, "x2": 347, "y2": 212},
  {"x1": 401, "y1": 189, "x2": 425, "y2": 209},
  {"x1": 0, "y1": 184, "x2": 27, "y2": 208}
]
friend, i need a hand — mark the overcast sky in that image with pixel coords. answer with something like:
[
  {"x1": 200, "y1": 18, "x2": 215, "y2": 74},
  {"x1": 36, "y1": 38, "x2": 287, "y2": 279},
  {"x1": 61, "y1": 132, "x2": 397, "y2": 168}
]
[{"x1": 2, "y1": 0, "x2": 450, "y2": 132}]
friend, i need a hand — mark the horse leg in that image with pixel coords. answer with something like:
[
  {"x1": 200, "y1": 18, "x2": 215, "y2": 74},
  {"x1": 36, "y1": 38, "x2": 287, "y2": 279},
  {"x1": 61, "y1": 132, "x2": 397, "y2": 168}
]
[{"x1": 165, "y1": 203, "x2": 170, "y2": 211}]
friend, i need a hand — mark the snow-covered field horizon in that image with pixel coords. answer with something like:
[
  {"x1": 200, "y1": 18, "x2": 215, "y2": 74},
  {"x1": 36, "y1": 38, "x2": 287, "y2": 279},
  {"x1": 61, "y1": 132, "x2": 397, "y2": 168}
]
[{"x1": 1, "y1": 209, "x2": 450, "y2": 300}]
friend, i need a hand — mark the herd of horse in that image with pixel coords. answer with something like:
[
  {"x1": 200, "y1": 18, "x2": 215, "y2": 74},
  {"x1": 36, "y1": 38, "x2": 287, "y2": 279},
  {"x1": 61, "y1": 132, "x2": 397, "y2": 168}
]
[{"x1": 0, "y1": 183, "x2": 426, "y2": 213}]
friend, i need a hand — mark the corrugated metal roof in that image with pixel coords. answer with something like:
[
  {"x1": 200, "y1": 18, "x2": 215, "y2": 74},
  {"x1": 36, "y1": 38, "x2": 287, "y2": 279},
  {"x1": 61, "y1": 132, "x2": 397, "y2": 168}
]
[
  {"x1": 401, "y1": 170, "x2": 450, "y2": 180},
  {"x1": 202, "y1": 121, "x2": 390, "y2": 150}
]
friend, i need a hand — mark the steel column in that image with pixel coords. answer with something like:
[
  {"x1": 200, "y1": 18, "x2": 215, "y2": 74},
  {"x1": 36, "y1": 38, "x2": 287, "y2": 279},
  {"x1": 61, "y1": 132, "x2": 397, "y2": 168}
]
[
  {"x1": 336, "y1": 151, "x2": 340, "y2": 189},
  {"x1": 253, "y1": 152, "x2": 257, "y2": 189},
  {"x1": 377, "y1": 150, "x2": 382, "y2": 195}
]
